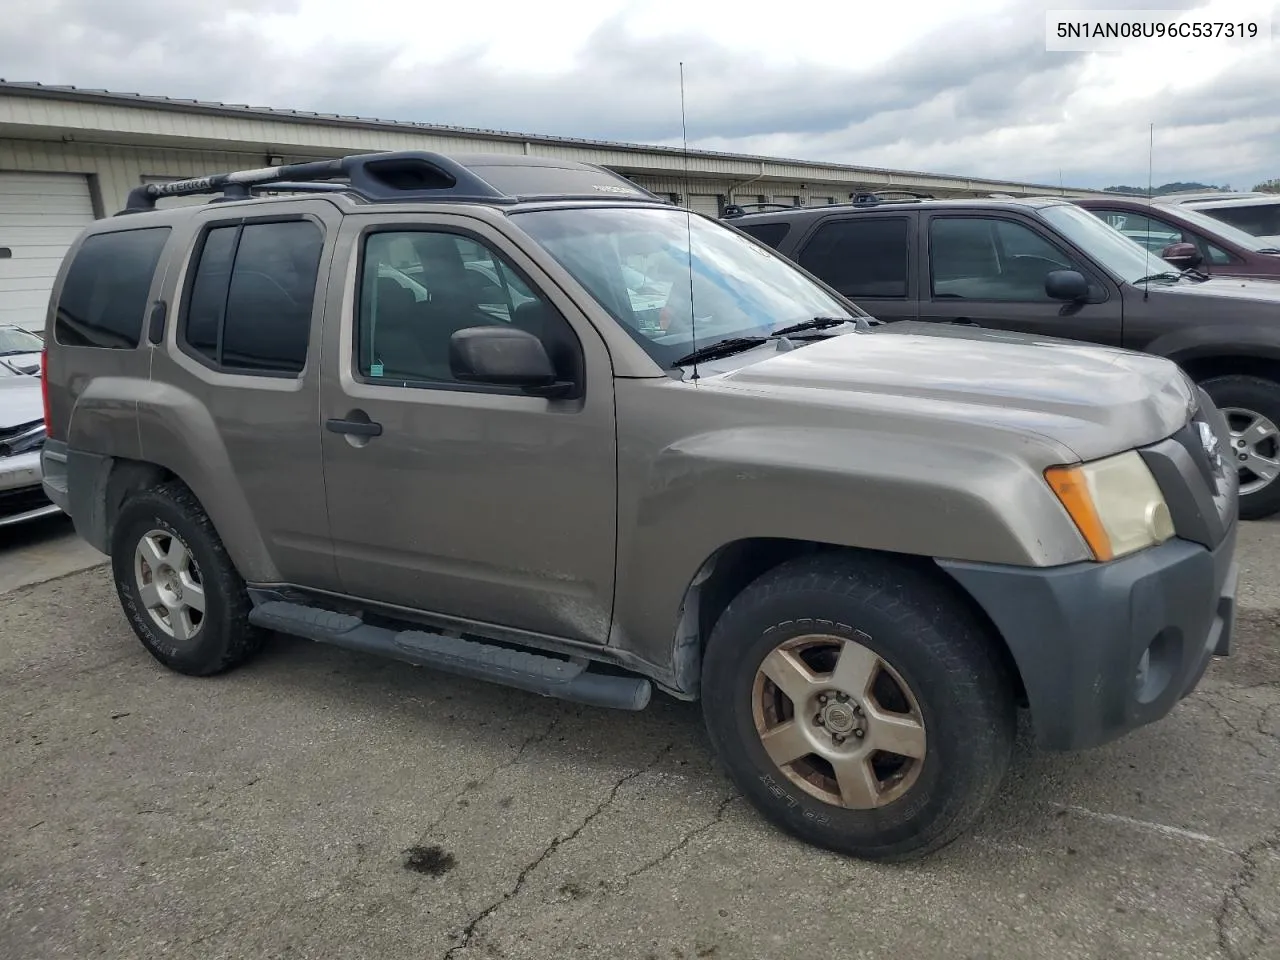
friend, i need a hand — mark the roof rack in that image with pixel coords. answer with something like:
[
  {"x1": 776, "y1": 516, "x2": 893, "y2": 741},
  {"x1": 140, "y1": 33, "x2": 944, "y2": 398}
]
[
  {"x1": 117, "y1": 150, "x2": 665, "y2": 214},
  {"x1": 721, "y1": 202, "x2": 797, "y2": 218}
]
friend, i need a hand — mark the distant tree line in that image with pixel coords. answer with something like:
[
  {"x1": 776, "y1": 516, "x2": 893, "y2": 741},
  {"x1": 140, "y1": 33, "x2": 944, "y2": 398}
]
[
  {"x1": 1102, "y1": 179, "x2": 1280, "y2": 195},
  {"x1": 1103, "y1": 181, "x2": 1230, "y2": 195}
]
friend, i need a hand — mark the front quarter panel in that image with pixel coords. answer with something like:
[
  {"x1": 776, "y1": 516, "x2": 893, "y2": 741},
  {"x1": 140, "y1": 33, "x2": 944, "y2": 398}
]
[{"x1": 610, "y1": 377, "x2": 1091, "y2": 668}]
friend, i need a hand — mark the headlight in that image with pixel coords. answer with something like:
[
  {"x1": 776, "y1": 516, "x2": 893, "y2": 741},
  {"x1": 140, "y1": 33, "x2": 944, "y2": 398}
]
[{"x1": 1045, "y1": 450, "x2": 1175, "y2": 561}]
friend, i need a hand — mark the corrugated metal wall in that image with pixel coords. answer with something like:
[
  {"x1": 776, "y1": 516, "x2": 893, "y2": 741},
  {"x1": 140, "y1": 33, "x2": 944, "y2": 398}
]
[
  {"x1": 0, "y1": 140, "x2": 316, "y2": 216},
  {"x1": 0, "y1": 140, "x2": 872, "y2": 221}
]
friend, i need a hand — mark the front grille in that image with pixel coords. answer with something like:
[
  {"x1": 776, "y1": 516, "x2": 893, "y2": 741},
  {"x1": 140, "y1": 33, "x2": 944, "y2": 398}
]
[
  {"x1": 0, "y1": 419, "x2": 42, "y2": 443},
  {"x1": 0, "y1": 420, "x2": 46, "y2": 458},
  {"x1": 1140, "y1": 389, "x2": 1237, "y2": 549},
  {"x1": 0, "y1": 485, "x2": 51, "y2": 517}
]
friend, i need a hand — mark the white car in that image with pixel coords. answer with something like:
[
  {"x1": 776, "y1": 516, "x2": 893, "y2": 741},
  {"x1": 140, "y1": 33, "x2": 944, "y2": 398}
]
[
  {"x1": 1, "y1": 357, "x2": 60, "y2": 527},
  {"x1": 1153, "y1": 192, "x2": 1280, "y2": 246}
]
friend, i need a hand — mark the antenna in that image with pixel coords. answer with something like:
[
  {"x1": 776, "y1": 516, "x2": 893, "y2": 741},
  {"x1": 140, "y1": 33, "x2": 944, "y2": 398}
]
[
  {"x1": 680, "y1": 61, "x2": 699, "y2": 382},
  {"x1": 1143, "y1": 122, "x2": 1153, "y2": 300}
]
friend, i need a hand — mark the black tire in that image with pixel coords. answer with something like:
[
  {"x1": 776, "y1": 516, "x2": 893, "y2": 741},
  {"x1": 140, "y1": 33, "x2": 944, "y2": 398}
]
[
  {"x1": 110, "y1": 480, "x2": 266, "y2": 676},
  {"x1": 701, "y1": 552, "x2": 1016, "y2": 862},
  {"x1": 1198, "y1": 375, "x2": 1280, "y2": 521}
]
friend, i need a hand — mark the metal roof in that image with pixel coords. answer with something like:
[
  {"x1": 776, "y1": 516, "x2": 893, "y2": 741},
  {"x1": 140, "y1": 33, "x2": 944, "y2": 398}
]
[{"x1": 0, "y1": 80, "x2": 1097, "y2": 196}]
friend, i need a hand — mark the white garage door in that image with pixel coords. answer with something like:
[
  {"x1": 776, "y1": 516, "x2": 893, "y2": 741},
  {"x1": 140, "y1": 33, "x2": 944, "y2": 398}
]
[
  {"x1": 0, "y1": 173, "x2": 97, "y2": 331},
  {"x1": 685, "y1": 194, "x2": 721, "y2": 217}
]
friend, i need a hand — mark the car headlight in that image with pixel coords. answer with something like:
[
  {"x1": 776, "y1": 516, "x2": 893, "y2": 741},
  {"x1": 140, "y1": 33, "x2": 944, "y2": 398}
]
[{"x1": 1045, "y1": 450, "x2": 1175, "y2": 562}]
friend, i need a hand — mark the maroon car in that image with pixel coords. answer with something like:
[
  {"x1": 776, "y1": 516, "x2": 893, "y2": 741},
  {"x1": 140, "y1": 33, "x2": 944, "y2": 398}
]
[{"x1": 1075, "y1": 196, "x2": 1280, "y2": 279}]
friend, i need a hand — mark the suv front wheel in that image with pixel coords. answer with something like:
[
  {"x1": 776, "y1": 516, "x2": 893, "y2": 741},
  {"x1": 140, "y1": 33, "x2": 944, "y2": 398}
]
[
  {"x1": 111, "y1": 480, "x2": 266, "y2": 676},
  {"x1": 701, "y1": 553, "x2": 1016, "y2": 861},
  {"x1": 1198, "y1": 374, "x2": 1280, "y2": 520}
]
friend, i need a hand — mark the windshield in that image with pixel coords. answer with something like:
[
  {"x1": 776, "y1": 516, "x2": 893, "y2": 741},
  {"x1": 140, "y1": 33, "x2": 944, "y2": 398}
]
[
  {"x1": 0, "y1": 326, "x2": 43, "y2": 356},
  {"x1": 1194, "y1": 201, "x2": 1280, "y2": 241},
  {"x1": 1172, "y1": 204, "x2": 1280, "y2": 252},
  {"x1": 1040, "y1": 203, "x2": 1175, "y2": 284},
  {"x1": 511, "y1": 206, "x2": 861, "y2": 367}
]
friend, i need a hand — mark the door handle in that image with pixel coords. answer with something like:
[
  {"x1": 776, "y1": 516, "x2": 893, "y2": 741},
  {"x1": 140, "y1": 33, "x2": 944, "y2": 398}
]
[{"x1": 326, "y1": 417, "x2": 383, "y2": 438}]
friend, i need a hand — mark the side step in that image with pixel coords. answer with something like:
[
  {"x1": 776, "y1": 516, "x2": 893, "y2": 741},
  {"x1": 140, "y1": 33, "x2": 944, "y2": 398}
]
[{"x1": 247, "y1": 601, "x2": 652, "y2": 711}]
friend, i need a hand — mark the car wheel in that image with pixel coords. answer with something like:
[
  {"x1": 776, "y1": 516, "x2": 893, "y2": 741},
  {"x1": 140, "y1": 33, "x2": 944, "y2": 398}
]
[
  {"x1": 1199, "y1": 375, "x2": 1280, "y2": 520},
  {"x1": 110, "y1": 480, "x2": 266, "y2": 676},
  {"x1": 701, "y1": 552, "x2": 1016, "y2": 862}
]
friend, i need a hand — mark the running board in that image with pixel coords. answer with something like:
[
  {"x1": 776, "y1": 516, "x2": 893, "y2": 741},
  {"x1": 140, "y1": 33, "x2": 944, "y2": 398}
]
[{"x1": 247, "y1": 601, "x2": 652, "y2": 711}]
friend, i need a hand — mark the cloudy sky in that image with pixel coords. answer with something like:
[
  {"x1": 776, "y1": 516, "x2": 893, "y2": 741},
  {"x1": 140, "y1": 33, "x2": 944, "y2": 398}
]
[{"x1": 3, "y1": 0, "x2": 1278, "y2": 190}]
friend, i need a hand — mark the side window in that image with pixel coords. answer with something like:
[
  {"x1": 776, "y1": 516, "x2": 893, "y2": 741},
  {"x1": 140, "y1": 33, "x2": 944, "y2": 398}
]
[
  {"x1": 930, "y1": 218, "x2": 1073, "y2": 302},
  {"x1": 1099, "y1": 211, "x2": 1184, "y2": 253},
  {"x1": 797, "y1": 218, "x2": 909, "y2": 298},
  {"x1": 1204, "y1": 242, "x2": 1235, "y2": 265},
  {"x1": 356, "y1": 230, "x2": 579, "y2": 389},
  {"x1": 181, "y1": 220, "x2": 323, "y2": 375},
  {"x1": 54, "y1": 227, "x2": 170, "y2": 349},
  {"x1": 737, "y1": 222, "x2": 790, "y2": 249}
]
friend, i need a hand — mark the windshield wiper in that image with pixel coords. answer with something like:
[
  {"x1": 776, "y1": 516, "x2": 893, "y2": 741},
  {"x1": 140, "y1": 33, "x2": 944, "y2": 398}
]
[
  {"x1": 672, "y1": 337, "x2": 768, "y2": 367},
  {"x1": 771, "y1": 316, "x2": 855, "y2": 337},
  {"x1": 1257, "y1": 247, "x2": 1280, "y2": 255},
  {"x1": 1133, "y1": 271, "x2": 1182, "y2": 284}
]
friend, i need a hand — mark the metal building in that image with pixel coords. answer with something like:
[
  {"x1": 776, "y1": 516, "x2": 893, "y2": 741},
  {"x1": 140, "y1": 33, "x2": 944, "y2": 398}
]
[{"x1": 0, "y1": 80, "x2": 1103, "y2": 330}]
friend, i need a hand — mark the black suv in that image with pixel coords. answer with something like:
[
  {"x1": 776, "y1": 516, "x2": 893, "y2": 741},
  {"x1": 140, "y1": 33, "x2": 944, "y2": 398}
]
[{"x1": 727, "y1": 197, "x2": 1280, "y2": 519}]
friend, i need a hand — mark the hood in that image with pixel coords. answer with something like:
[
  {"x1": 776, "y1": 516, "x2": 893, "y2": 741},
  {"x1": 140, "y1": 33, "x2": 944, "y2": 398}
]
[
  {"x1": 709, "y1": 322, "x2": 1194, "y2": 462},
  {"x1": 0, "y1": 371, "x2": 44, "y2": 430},
  {"x1": 1145, "y1": 274, "x2": 1280, "y2": 303}
]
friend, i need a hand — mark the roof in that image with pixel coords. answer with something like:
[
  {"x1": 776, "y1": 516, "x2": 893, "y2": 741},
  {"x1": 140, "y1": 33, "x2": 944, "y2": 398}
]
[
  {"x1": 0, "y1": 80, "x2": 1098, "y2": 197},
  {"x1": 726, "y1": 195, "x2": 1072, "y2": 222},
  {"x1": 117, "y1": 149, "x2": 670, "y2": 214}
]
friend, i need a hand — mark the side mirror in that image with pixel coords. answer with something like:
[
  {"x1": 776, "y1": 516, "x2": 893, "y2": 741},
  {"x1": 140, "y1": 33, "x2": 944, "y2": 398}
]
[
  {"x1": 1044, "y1": 269, "x2": 1090, "y2": 302},
  {"x1": 449, "y1": 326, "x2": 573, "y2": 398},
  {"x1": 1161, "y1": 242, "x2": 1203, "y2": 269}
]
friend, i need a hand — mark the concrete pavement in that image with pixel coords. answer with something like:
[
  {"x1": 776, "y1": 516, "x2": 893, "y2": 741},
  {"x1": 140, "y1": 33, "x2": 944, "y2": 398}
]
[{"x1": 1, "y1": 522, "x2": 1277, "y2": 960}]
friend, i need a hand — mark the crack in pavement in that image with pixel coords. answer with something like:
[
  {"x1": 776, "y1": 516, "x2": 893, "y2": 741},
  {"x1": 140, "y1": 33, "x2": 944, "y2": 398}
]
[
  {"x1": 441, "y1": 740, "x2": 675, "y2": 960},
  {"x1": 414, "y1": 714, "x2": 562, "y2": 845},
  {"x1": 1216, "y1": 830, "x2": 1280, "y2": 960},
  {"x1": 613, "y1": 793, "x2": 738, "y2": 888},
  {"x1": 1198, "y1": 694, "x2": 1270, "y2": 761}
]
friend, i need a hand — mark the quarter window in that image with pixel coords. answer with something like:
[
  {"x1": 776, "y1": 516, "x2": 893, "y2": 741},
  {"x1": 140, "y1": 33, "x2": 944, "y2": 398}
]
[
  {"x1": 181, "y1": 219, "x2": 323, "y2": 375},
  {"x1": 930, "y1": 218, "x2": 1074, "y2": 302},
  {"x1": 356, "y1": 230, "x2": 579, "y2": 389},
  {"x1": 798, "y1": 218, "x2": 909, "y2": 298},
  {"x1": 54, "y1": 227, "x2": 170, "y2": 349}
]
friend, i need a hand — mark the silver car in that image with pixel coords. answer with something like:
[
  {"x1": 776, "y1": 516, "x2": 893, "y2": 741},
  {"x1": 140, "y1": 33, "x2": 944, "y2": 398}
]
[{"x1": 1, "y1": 346, "x2": 59, "y2": 527}]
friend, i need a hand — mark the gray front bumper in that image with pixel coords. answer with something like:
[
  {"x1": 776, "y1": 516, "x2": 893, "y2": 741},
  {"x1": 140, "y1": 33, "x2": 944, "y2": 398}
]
[{"x1": 938, "y1": 520, "x2": 1237, "y2": 752}]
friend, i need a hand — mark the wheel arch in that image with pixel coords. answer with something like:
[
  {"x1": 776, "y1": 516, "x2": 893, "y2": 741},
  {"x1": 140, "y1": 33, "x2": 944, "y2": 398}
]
[{"x1": 669, "y1": 538, "x2": 1028, "y2": 709}]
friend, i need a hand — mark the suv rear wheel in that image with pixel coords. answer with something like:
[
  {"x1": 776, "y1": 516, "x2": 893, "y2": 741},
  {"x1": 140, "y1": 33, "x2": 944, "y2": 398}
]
[
  {"x1": 110, "y1": 480, "x2": 266, "y2": 676},
  {"x1": 701, "y1": 553, "x2": 1016, "y2": 861},
  {"x1": 1199, "y1": 375, "x2": 1280, "y2": 520}
]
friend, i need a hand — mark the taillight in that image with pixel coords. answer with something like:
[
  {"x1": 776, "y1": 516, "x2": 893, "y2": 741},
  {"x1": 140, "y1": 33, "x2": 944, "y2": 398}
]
[{"x1": 40, "y1": 348, "x2": 54, "y2": 437}]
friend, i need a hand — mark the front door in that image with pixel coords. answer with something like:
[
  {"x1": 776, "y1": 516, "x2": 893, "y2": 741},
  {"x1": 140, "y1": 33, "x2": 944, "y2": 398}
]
[
  {"x1": 319, "y1": 213, "x2": 618, "y2": 644},
  {"x1": 916, "y1": 213, "x2": 1125, "y2": 347}
]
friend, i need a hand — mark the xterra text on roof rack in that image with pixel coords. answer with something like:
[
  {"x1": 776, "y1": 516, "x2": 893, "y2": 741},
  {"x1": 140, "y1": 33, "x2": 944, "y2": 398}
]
[{"x1": 41, "y1": 151, "x2": 1237, "y2": 860}]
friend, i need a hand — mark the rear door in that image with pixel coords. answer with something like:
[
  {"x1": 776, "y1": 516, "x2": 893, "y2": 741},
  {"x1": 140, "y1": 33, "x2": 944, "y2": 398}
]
[
  {"x1": 149, "y1": 201, "x2": 341, "y2": 590},
  {"x1": 916, "y1": 212, "x2": 1124, "y2": 346},
  {"x1": 789, "y1": 213, "x2": 919, "y2": 322}
]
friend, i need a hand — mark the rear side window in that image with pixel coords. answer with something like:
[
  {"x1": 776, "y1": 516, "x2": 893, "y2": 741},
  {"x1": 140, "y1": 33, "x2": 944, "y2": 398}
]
[
  {"x1": 798, "y1": 218, "x2": 909, "y2": 298},
  {"x1": 737, "y1": 222, "x2": 790, "y2": 249},
  {"x1": 55, "y1": 228, "x2": 170, "y2": 349},
  {"x1": 181, "y1": 219, "x2": 324, "y2": 375}
]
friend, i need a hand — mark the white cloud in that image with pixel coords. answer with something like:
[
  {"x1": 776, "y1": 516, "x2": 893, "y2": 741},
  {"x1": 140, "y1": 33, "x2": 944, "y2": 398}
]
[{"x1": 1, "y1": 0, "x2": 1277, "y2": 190}]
